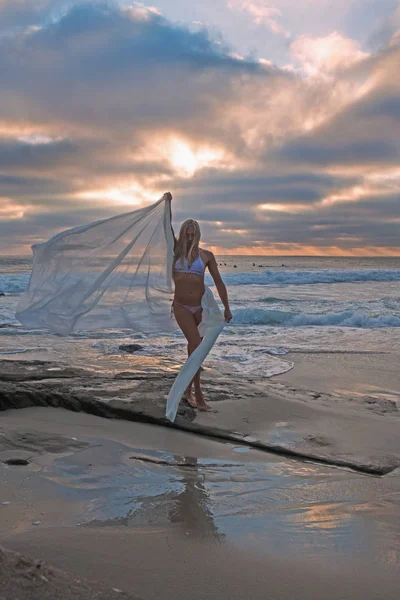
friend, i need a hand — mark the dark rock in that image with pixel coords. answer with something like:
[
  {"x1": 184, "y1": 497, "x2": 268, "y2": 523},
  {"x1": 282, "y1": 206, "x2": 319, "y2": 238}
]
[
  {"x1": 0, "y1": 293, "x2": 5, "y2": 297},
  {"x1": 118, "y1": 344, "x2": 143, "y2": 353},
  {"x1": 0, "y1": 358, "x2": 399, "y2": 477},
  {"x1": 0, "y1": 360, "x2": 91, "y2": 382},
  {"x1": 3, "y1": 458, "x2": 30, "y2": 466}
]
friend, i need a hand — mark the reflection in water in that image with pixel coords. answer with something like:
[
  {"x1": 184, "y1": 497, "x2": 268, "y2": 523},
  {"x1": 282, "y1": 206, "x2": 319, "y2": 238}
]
[
  {"x1": 166, "y1": 457, "x2": 222, "y2": 540},
  {"x1": 63, "y1": 450, "x2": 222, "y2": 540},
  {"x1": 287, "y1": 502, "x2": 352, "y2": 531},
  {"x1": 46, "y1": 444, "x2": 400, "y2": 567},
  {"x1": 130, "y1": 455, "x2": 223, "y2": 540}
]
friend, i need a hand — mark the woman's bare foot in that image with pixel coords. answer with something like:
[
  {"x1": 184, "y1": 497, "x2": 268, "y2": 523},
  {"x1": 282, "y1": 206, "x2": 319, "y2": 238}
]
[
  {"x1": 194, "y1": 386, "x2": 209, "y2": 411},
  {"x1": 184, "y1": 388, "x2": 197, "y2": 408}
]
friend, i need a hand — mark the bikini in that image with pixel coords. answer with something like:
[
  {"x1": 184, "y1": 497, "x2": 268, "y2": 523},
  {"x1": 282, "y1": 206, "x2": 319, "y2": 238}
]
[{"x1": 174, "y1": 254, "x2": 205, "y2": 315}]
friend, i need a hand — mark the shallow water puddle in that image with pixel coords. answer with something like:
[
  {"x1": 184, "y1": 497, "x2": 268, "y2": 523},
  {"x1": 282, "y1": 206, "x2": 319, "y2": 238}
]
[{"x1": 40, "y1": 442, "x2": 400, "y2": 565}]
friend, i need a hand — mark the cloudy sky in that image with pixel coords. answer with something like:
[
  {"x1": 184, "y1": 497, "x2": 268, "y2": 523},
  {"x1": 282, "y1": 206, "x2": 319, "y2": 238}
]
[{"x1": 0, "y1": 0, "x2": 399, "y2": 256}]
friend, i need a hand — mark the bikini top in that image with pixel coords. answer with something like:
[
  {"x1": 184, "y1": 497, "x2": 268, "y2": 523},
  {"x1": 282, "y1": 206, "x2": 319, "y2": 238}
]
[{"x1": 174, "y1": 253, "x2": 205, "y2": 276}]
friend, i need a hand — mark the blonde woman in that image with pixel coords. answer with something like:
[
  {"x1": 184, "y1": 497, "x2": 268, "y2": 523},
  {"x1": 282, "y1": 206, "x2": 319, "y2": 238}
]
[{"x1": 168, "y1": 194, "x2": 232, "y2": 410}]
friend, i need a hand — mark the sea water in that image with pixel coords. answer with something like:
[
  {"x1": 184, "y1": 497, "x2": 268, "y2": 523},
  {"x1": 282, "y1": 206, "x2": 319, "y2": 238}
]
[{"x1": 1, "y1": 255, "x2": 400, "y2": 379}]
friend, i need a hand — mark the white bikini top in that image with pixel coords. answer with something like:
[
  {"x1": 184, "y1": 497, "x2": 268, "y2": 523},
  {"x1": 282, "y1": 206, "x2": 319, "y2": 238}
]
[{"x1": 174, "y1": 253, "x2": 205, "y2": 276}]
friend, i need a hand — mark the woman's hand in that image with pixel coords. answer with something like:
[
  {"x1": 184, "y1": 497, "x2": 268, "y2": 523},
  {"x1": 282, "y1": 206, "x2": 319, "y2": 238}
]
[
  {"x1": 163, "y1": 192, "x2": 172, "y2": 202},
  {"x1": 224, "y1": 307, "x2": 232, "y2": 322}
]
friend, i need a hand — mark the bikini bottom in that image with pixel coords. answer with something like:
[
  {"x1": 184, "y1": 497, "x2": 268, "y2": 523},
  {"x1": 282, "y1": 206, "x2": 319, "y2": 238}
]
[{"x1": 174, "y1": 302, "x2": 202, "y2": 315}]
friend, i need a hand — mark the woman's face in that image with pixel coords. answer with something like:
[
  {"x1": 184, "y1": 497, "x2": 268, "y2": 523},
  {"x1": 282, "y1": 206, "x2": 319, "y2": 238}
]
[{"x1": 185, "y1": 225, "x2": 196, "y2": 244}]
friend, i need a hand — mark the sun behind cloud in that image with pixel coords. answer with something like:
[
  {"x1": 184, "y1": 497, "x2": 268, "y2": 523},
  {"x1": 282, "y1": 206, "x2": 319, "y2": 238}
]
[
  {"x1": 165, "y1": 138, "x2": 226, "y2": 178},
  {"x1": 0, "y1": 1, "x2": 399, "y2": 256}
]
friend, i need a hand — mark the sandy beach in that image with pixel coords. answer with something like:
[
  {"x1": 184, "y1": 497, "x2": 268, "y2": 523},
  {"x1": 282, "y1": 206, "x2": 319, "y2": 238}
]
[
  {"x1": 1, "y1": 372, "x2": 400, "y2": 599},
  {"x1": 0, "y1": 544, "x2": 137, "y2": 600},
  {"x1": 1, "y1": 260, "x2": 400, "y2": 597},
  {"x1": 1, "y1": 0, "x2": 400, "y2": 595},
  {"x1": 277, "y1": 351, "x2": 400, "y2": 406}
]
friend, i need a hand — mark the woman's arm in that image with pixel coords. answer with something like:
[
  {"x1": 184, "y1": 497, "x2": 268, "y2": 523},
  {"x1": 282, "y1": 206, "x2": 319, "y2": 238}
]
[
  {"x1": 163, "y1": 192, "x2": 177, "y2": 283},
  {"x1": 163, "y1": 191, "x2": 177, "y2": 247},
  {"x1": 206, "y1": 251, "x2": 232, "y2": 322}
]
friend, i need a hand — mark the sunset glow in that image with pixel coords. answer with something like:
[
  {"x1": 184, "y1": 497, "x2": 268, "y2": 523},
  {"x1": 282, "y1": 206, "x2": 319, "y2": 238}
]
[
  {"x1": 167, "y1": 139, "x2": 225, "y2": 178},
  {"x1": 77, "y1": 185, "x2": 157, "y2": 206},
  {"x1": 259, "y1": 203, "x2": 312, "y2": 213},
  {"x1": 208, "y1": 245, "x2": 400, "y2": 257},
  {"x1": 0, "y1": 1, "x2": 399, "y2": 256}
]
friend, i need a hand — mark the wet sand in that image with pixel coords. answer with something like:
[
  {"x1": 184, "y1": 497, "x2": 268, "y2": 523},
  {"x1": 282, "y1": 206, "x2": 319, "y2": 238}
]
[
  {"x1": 2, "y1": 358, "x2": 399, "y2": 474},
  {"x1": 1, "y1": 407, "x2": 400, "y2": 600},
  {"x1": 0, "y1": 545, "x2": 137, "y2": 600},
  {"x1": 277, "y1": 351, "x2": 400, "y2": 406}
]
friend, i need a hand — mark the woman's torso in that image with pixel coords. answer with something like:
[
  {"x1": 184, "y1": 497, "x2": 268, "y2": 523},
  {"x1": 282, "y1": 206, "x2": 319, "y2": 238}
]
[{"x1": 173, "y1": 249, "x2": 207, "y2": 305}]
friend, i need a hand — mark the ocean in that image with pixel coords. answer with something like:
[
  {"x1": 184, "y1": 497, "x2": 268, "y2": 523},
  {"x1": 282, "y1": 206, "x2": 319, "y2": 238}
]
[{"x1": 1, "y1": 255, "x2": 400, "y2": 383}]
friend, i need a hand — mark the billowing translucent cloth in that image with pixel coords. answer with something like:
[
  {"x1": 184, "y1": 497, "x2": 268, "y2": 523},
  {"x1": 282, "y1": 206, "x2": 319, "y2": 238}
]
[
  {"x1": 17, "y1": 195, "x2": 176, "y2": 335},
  {"x1": 16, "y1": 194, "x2": 225, "y2": 421}
]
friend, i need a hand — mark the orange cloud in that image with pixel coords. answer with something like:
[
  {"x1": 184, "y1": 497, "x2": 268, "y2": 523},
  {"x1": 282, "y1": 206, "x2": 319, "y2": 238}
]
[
  {"x1": 0, "y1": 198, "x2": 26, "y2": 219},
  {"x1": 0, "y1": 2, "x2": 399, "y2": 256},
  {"x1": 259, "y1": 203, "x2": 312, "y2": 213}
]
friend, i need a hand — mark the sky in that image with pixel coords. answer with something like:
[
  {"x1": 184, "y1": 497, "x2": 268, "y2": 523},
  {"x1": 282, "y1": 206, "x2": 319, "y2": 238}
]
[{"x1": 0, "y1": 0, "x2": 399, "y2": 256}]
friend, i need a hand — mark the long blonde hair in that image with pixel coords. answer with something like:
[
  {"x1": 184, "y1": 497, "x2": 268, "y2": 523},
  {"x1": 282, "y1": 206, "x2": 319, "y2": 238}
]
[{"x1": 174, "y1": 219, "x2": 201, "y2": 267}]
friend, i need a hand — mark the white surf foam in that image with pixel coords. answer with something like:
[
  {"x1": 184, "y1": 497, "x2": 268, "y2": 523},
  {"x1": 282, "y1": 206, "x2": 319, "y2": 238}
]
[
  {"x1": 0, "y1": 274, "x2": 30, "y2": 294},
  {"x1": 3, "y1": 269, "x2": 400, "y2": 295},
  {"x1": 232, "y1": 308, "x2": 400, "y2": 328},
  {"x1": 214, "y1": 269, "x2": 400, "y2": 287}
]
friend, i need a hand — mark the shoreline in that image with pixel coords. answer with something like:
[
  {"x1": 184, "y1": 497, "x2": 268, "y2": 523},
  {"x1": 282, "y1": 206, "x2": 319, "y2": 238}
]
[
  {"x1": 1, "y1": 407, "x2": 400, "y2": 600},
  {"x1": 1, "y1": 358, "x2": 399, "y2": 475}
]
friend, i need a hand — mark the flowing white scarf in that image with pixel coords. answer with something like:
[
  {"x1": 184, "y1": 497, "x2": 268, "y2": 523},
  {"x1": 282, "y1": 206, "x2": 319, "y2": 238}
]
[{"x1": 16, "y1": 194, "x2": 225, "y2": 421}]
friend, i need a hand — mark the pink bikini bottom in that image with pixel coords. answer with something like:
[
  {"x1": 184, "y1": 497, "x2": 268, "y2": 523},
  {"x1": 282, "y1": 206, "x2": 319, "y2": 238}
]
[{"x1": 175, "y1": 302, "x2": 202, "y2": 315}]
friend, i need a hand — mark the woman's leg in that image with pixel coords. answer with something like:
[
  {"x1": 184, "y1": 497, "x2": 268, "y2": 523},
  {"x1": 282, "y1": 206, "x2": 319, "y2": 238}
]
[
  {"x1": 184, "y1": 340, "x2": 197, "y2": 407},
  {"x1": 173, "y1": 303, "x2": 207, "y2": 410}
]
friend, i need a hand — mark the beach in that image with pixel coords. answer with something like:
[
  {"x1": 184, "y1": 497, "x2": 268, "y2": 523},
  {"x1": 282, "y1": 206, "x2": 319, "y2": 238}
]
[
  {"x1": 1, "y1": 406, "x2": 400, "y2": 600},
  {"x1": 2, "y1": 0, "x2": 400, "y2": 595},
  {"x1": 1, "y1": 255, "x2": 400, "y2": 598},
  {"x1": 1, "y1": 357, "x2": 400, "y2": 599},
  {"x1": 277, "y1": 350, "x2": 400, "y2": 404}
]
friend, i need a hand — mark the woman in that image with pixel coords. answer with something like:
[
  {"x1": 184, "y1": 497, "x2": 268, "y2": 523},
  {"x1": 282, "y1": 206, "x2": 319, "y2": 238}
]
[{"x1": 167, "y1": 193, "x2": 232, "y2": 411}]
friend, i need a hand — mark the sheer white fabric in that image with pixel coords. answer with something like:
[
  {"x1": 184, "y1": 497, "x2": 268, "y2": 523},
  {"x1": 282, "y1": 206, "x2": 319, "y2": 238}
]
[
  {"x1": 17, "y1": 195, "x2": 176, "y2": 335},
  {"x1": 16, "y1": 194, "x2": 224, "y2": 421},
  {"x1": 165, "y1": 286, "x2": 225, "y2": 422}
]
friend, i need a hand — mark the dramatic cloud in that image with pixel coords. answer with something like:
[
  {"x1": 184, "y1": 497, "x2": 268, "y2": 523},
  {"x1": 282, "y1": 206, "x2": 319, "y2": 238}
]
[
  {"x1": 0, "y1": 1, "x2": 399, "y2": 255},
  {"x1": 0, "y1": 0, "x2": 75, "y2": 29},
  {"x1": 226, "y1": 1, "x2": 397, "y2": 42},
  {"x1": 227, "y1": 0, "x2": 289, "y2": 37},
  {"x1": 290, "y1": 32, "x2": 369, "y2": 77}
]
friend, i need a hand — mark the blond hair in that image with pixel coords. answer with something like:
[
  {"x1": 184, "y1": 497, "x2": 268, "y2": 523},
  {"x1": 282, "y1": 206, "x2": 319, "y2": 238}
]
[{"x1": 174, "y1": 219, "x2": 201, "y2": 267}]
